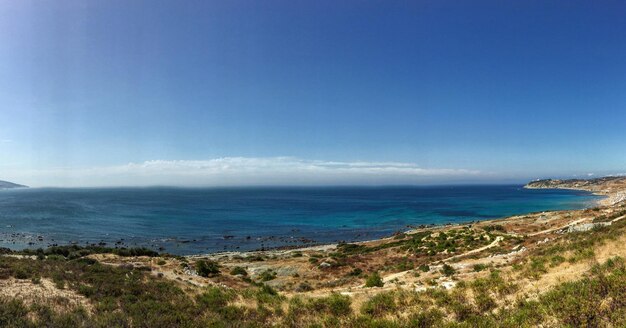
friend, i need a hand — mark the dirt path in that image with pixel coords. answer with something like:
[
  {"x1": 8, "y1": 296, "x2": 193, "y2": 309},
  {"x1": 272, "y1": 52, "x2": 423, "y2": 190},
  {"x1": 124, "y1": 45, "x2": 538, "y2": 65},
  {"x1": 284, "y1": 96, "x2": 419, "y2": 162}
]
[
  {"x1": 611, "y1": 215, "x2": 626, "y2": 223},
  {"x1": 379, "y1": 236, "x2": 505, "y2": 284},
  {"x1": 443, "y1": 236, "x2": 504, "y2": 262},
  {"x1": 528, "y1": 218, "x2": 588, "y2": 236}
]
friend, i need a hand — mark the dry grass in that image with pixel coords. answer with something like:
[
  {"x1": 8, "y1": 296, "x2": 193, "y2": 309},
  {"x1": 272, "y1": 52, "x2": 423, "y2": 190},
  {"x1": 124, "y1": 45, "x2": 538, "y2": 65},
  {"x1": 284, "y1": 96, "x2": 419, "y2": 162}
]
[{"x1": 0, "y1": 278, "x2": 92, "y2": 312}]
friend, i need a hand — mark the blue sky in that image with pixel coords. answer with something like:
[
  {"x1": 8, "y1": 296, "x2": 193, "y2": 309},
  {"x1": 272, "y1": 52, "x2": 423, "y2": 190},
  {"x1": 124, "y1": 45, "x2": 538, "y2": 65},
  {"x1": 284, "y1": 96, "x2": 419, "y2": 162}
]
[{"x1": 1, "y1": 0, "x2": 625, "y2": 187}]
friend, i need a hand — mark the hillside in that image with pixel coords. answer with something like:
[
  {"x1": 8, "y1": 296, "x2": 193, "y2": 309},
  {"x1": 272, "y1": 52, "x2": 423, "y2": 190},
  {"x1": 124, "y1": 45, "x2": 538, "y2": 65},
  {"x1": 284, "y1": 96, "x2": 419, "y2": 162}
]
[
  {"x1": 0, "y1": 180, "x2": 27, "y2": 189},
  {"x1": 1, "y1": 176, "x2": 626, "y2": 327},
  {"x1": 525, "y1": 176, "x2": 626, "y2": 191},
  {"x1": 526, "y1": 176, "x2": 626, "y2": 205}
]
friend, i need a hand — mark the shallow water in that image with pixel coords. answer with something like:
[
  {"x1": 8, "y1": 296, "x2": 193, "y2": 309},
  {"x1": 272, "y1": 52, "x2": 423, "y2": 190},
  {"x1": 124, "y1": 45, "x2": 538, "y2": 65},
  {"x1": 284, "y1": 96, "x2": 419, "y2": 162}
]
[{"x1": 0, "y1": 185, "x2": 601, "y2": 254}]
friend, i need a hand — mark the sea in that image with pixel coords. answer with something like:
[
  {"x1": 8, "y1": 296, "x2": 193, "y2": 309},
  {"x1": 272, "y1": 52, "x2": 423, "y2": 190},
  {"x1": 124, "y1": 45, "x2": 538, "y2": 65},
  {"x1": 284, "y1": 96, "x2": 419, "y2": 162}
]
[{"x1": 0, "y1": 185, "x2": 601, "y2": 255}]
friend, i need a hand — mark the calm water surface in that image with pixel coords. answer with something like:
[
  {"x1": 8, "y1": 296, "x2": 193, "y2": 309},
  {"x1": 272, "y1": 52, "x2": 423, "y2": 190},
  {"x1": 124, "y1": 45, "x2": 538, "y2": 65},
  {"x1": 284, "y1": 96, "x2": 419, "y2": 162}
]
[{"x1": 0, "y1": 186, "x2": 601, "y2": 254}]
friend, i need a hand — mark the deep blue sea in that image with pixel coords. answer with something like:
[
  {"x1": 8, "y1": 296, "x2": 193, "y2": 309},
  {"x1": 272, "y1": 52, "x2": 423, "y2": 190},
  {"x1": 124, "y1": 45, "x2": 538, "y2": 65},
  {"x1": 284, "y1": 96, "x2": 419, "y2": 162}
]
[{"x1": 0, "y1": 186, "x2": 601, "y2": 255}]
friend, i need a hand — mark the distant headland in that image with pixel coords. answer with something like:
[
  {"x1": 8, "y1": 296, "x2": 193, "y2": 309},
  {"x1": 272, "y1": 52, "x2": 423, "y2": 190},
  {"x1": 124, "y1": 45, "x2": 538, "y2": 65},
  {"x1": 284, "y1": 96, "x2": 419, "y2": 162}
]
[
  {"x1": 0, "y1": 180, "x2": 28, "y2": 189},
  {"x1": 525, "y1": 176, "x2": 626, "y2": 206}
]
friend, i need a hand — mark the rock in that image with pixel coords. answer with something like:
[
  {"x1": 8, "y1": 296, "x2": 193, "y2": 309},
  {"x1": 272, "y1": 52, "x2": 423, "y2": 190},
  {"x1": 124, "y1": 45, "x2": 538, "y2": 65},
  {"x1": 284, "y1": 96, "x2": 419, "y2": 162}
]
[
  {"x1": 295, "y1": 282, "x2": 313, "y2": 292},
  {"x1": 275, "y1": 266, "x2": 299, "y2": 276},
  {"x1": 440, "y1": 280, "x2": 456, "y2": 289},
  {"x1": 567, "y1": 222, "x2": 611, "y2": 233}
]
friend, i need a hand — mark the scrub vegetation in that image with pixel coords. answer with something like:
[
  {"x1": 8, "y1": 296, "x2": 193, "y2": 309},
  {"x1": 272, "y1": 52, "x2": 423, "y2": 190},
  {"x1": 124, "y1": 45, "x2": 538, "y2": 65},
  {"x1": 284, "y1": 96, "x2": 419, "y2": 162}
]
[
  {"x1": 0, "y1": 216, "x2": 625, "y2": 327},
  {"x1": 1, "y1": 250, "x2": 625, "y2": 327},
  {"x1": 2, "y1": 178, "x2": 626, "y2": 327}
]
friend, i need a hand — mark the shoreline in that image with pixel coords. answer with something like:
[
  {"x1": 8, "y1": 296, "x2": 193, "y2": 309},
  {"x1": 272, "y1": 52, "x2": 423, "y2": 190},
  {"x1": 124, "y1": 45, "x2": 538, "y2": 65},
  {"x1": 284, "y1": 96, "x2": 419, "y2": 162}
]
[
  {"x1": 0, "y1": 184, "x2": 614, "y2": 258},
  {"x1": 191, "y1": 186, "x2": 610, "y2": 259},
  {"x1": 525, "y1": 182, "x2": 625, "y2": 207}
]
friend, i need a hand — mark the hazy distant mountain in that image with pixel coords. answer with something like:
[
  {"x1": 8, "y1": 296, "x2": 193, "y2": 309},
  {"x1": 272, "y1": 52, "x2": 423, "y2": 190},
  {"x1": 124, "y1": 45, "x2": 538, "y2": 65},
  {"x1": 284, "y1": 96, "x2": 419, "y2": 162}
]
[{"x1": 0, "y1": 180, "x2": 28, "y2": 189}]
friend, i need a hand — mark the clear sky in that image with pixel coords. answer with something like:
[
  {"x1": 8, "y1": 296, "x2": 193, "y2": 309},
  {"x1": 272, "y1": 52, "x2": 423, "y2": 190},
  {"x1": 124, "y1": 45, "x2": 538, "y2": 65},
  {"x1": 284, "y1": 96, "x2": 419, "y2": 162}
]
[{"x1": 1, "y1": 0, "x2": 625, "y2": 187}]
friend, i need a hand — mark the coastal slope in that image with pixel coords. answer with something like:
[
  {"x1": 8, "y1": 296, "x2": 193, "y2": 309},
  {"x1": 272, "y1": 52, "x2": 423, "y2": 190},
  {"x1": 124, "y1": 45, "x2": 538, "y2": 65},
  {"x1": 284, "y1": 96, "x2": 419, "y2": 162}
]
[{"x1": 1, "y1": 176, "x2": 626, "y2": 327}]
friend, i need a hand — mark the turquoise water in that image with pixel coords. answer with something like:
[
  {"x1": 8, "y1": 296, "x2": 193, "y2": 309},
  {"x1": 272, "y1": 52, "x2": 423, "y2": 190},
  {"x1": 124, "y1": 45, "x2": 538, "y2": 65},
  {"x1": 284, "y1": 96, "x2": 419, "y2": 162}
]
[{"x1": 0, "y1": 185, "x2": 601, "y2": 255}]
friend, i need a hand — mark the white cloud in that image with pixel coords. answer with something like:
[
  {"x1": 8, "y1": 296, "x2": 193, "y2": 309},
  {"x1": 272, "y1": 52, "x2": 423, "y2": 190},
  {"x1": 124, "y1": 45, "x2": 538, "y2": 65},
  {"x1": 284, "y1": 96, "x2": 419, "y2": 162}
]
[{"x1": 6, "y1": 157, "x2": 483, "y2": 187}]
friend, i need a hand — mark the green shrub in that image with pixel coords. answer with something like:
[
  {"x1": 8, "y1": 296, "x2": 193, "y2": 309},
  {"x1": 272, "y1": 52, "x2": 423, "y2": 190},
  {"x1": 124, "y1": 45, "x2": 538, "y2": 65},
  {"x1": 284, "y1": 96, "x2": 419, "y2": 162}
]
[
  {"x1": 52, "y1": 273, "x2": 65, "y2": 289},
  {"x1": 361, "y1": 292, "x2": 396, "y2": 317},
  {"x1": 348, "y1": 268, "x2": 363, "y2": 276},
  {"x1": 0, "y1": 298, "x2": 31, "y2": 327},
  {"x1": 258, "y1": 284, "x2": 277, "y2": 296},
  {"x1": 526, "y1": 257, "x2": 547, "y2": 279},
  {"x1": 196, "y1": 287, "x2": 232, "y2": 311},
  {"x1": 256, "y1": 284, "x2": 284, "y2": 305},
  {"x1": 407, "y1": 308, "x2": 445, "y2": 327},
  {"x1": 474, "y1": 290, "x2": 497, "y2": 312},
  {"x1": 550, "y1": 255, "x2": 566, "y2": 267},
  {"x1": 483, "y1": 225, "x2": 506, "y2": 232},
  {"x1": 441, "y1": 264, "x2": 456, "y2": 276},
  {"x1": 365, "y1": 272, "x2": 384, "y2": 288},
  {"x1": 472, "y1": 270, "x2": 517, "y2": 297},
  {"x1": 396, "y1": 258, "x2": 413, "y2": 271},
  {"x1": 418, "y1": 264, "x2": 430, "y2": 272},
  {"x1": 295, "y1": 282, "x2": 313, "y2": 292},
  {"x1": 47, "y1": 254, "x2": 65, "y2": 261},
  {"x1": 337, "y1": 243, "x2": 367, "y2": 254},
  {"x1": 37, "y1": 245, "x2": 159, "y2": 259},
  {"x1": 308, "y1": 293, "x2": 352, "y2": 316},
  {"x1": 258, "y1": 269, "x2": 277, "y2": 281},
  {"x1": 568, "y1": 247, "x2": 595, "y2": 263},
  {"x1": 78, "y1": 284, "x2": 96, "y2": 297},
  {"x1": 196, "y1": 260, "x2": 220, "y2": 277},
  {"x1": 14, "y1": 268, "x2": 30, "y2": 280},
  {"x1": 74, "y1": 257, "x2": 98, "y2": 265},
  {"x1": 229, "y1": 266, "x2": 248, "y2": 276},
  {"x1": 473, "y1": 263, "x2": 488, "y2": 272}
]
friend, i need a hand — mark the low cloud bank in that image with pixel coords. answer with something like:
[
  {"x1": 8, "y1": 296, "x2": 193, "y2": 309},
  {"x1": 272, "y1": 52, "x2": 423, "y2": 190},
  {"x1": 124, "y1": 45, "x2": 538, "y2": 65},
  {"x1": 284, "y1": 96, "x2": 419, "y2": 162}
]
[{"x1": 7, "y1": 157, "x2": 484, "y2": 187}]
